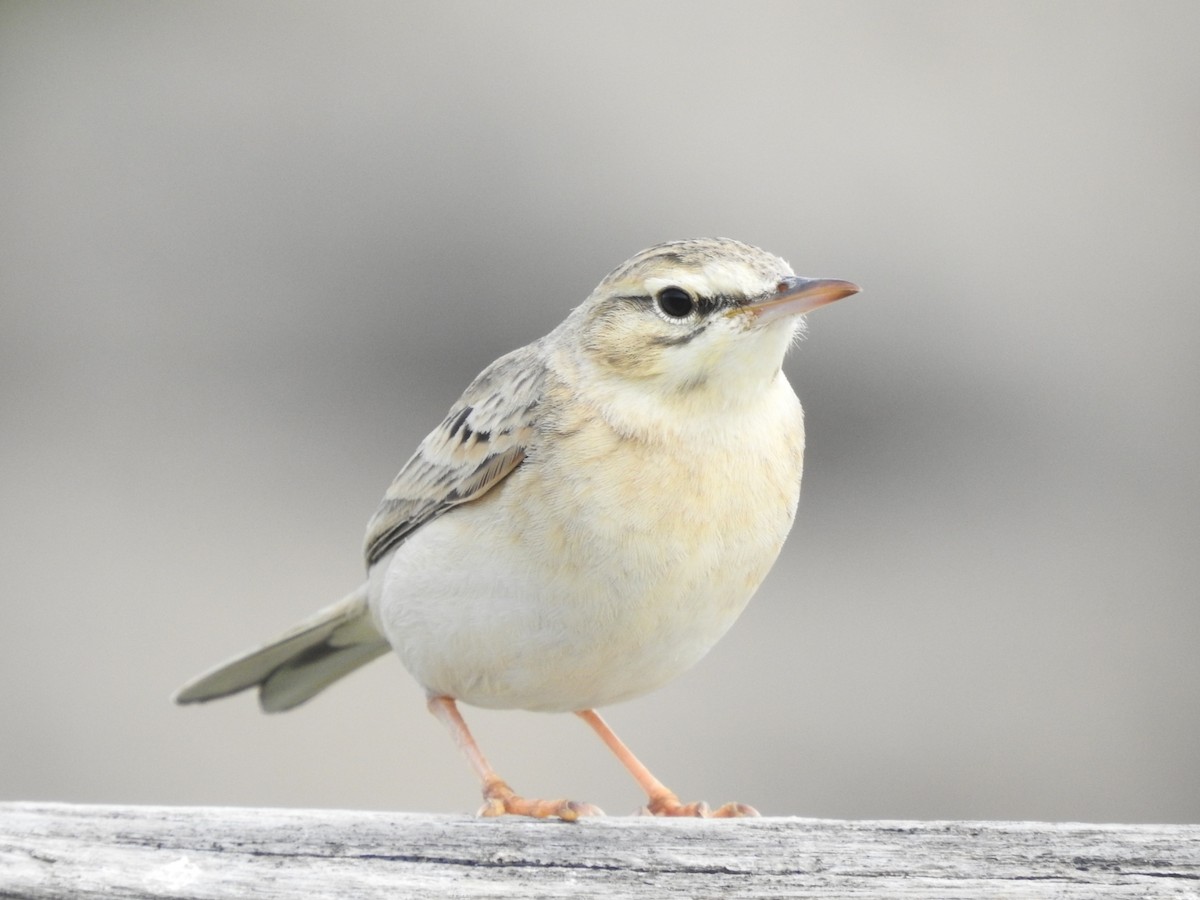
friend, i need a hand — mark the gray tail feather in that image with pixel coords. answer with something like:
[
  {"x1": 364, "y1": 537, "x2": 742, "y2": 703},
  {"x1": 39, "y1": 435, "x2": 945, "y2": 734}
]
[{"x1": 174, "y1": 584, "x2": 390, "y2": 713}]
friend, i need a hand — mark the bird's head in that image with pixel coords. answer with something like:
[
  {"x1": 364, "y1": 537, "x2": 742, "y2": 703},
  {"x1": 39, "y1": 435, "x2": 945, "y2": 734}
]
[{"x1": 567, "y1": 238, "x2": 859, "y2": 403}]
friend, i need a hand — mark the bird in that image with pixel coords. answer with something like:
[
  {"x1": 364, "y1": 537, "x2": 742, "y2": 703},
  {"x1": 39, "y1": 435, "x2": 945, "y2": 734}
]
[{"x1": 175, "y1": 238, "x2": 859, "y2": 820}]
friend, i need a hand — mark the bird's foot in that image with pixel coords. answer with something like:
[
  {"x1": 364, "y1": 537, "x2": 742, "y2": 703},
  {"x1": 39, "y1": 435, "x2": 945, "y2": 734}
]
[
  {"x1": 477, "y1": 777, "x2": 604, "y2": 821},
  {"x1": 638, "y1": 791, "x2": 759, "y2": 818}
]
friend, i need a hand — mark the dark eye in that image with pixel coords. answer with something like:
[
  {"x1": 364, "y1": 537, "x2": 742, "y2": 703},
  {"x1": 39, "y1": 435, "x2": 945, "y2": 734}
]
[{"x1": 656, "y1": 287, "x2": 695, "y2": 319}]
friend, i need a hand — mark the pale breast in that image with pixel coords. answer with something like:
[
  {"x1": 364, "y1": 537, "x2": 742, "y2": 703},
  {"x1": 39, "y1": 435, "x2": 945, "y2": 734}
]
[{"x1": 376, "y1": 373, "x2": 805, "y2": 712}]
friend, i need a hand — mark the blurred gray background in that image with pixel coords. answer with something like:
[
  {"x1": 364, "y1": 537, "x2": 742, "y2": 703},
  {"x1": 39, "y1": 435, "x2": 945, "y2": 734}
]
[{"x1": 3, "y1": 1, "x2": 1198, "y2": 824}]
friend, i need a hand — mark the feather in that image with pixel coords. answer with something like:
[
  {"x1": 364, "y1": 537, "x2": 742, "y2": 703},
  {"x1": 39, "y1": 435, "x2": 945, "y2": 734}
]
[{"x1": 363, "y1": 340, "x2": 548, "y2": 566}]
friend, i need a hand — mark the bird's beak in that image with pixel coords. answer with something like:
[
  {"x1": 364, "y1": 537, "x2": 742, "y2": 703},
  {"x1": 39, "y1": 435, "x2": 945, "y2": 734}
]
[{"x1": 736, "y1": 276, "x2": 861, "y2": 326}]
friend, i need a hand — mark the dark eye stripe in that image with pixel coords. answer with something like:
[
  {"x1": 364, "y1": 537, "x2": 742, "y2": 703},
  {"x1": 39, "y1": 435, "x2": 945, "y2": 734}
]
[
  {"x1": 613, "y1": 294, "x2": 731, "y2": 316},
  {"x1": 650, "y1": 322, "x2": 710, "y2": 346},
  {"x1": 694, "y1": 295, "x2": 728, "y2": 315}
]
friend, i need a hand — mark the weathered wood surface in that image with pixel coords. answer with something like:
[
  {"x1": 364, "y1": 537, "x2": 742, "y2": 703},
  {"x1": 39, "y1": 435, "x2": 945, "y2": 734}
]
[{"x1": 1, "y1": 802, "x2": 1197, "y2": 899}]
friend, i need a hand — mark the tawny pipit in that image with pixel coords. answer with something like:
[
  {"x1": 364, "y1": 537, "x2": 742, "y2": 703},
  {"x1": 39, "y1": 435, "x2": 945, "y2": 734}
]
[{"x1": 176, "y1": 238, "x2": 859, "y2": 819}]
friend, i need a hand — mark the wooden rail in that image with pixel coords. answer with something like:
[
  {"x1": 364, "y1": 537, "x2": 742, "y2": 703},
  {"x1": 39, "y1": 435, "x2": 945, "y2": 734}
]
[{"x1": 2, "y1": 802, "x2": 1198, "y2": 898}]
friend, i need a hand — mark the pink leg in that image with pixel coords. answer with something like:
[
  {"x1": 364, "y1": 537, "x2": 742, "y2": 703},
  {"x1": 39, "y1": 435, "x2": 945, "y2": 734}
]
[
  {"x1": 576, "y1": 708, "x2": 759, "y2": 818},
  {"x1": 427, "y1": 695, "x2": 603, "y2": 820}
]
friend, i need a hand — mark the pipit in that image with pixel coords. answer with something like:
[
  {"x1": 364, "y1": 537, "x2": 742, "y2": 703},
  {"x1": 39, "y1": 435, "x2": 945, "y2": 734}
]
[{"x1": 176, "y1": 238, "x2": 859, "y2": 819}]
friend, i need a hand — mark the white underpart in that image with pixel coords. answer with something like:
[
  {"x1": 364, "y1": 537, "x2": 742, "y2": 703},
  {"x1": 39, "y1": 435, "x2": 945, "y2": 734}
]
[{"x1": 373, "y1": 309, "x2": 807, "y2": 713}]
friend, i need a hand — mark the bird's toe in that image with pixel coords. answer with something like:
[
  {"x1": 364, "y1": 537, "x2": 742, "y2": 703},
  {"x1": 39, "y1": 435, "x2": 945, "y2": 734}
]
[
  {"x1": 477, "y1": 778, "x2": 603, "y2": 821},
  {"x1": 645, "y1": 792, "x2": 758, "y2": 818},
  {"x1": 711, "y1": 801, "x2": 760, "y2": 818}
]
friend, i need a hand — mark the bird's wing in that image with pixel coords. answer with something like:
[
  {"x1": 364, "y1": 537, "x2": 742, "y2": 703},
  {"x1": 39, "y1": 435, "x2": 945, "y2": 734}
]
[{"x1": 363, "y1": 340, "x2": 549, "y2": 567}]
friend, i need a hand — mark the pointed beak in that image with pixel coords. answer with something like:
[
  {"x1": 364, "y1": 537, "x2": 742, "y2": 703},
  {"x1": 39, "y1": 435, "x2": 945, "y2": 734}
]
[{"x1": 737, "y1": 276, "x2": 861, "y2": 326}]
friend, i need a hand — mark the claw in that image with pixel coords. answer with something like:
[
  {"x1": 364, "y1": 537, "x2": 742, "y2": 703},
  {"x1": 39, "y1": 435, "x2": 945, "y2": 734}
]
[
  {"x1": 478, "y1": 777, "x2": 604, "y2": 821},
  {"x1": 645, "y1": 791, "x2": 759, "y2": 818},
  {"x1": 711, "y1": 801, "x2": 760, "y2": 818}
]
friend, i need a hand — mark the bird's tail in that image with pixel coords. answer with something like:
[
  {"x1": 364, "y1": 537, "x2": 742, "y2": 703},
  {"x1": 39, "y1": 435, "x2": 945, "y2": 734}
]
[{"x1": 174, "y1": 584, "x2": 390, "y2": 713}]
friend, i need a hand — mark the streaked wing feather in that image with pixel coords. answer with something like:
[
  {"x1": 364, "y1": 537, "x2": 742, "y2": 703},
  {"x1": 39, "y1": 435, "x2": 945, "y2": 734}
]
[{"x1": 364, "y1": 341, "x2": 548, "y2": 566}]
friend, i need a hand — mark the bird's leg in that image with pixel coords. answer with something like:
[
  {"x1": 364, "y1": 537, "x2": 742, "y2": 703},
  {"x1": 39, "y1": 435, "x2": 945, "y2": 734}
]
[
  {"x1": 426, "y1": 695, "x2": 603, "y2": 821},
  {"x1": 575, "y1": 708, "x2": 759, "y2": 818}
]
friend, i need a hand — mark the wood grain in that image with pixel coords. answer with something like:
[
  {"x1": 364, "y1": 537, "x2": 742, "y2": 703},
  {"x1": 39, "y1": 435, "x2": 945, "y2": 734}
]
[{"x1": 2, "y1": 802, "x2": 1197, "y2": 898}]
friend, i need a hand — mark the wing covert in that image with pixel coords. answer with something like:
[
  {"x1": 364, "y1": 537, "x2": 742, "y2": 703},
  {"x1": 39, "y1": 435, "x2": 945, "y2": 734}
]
[{"x1": 363, "y1": 341, "x2": 548, "y2": 567}]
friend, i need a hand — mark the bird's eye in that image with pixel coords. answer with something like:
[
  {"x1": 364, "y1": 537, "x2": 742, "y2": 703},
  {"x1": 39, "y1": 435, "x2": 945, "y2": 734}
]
[{"x1": 656, "y1": 287, "x2": 695, "y2": 319}]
